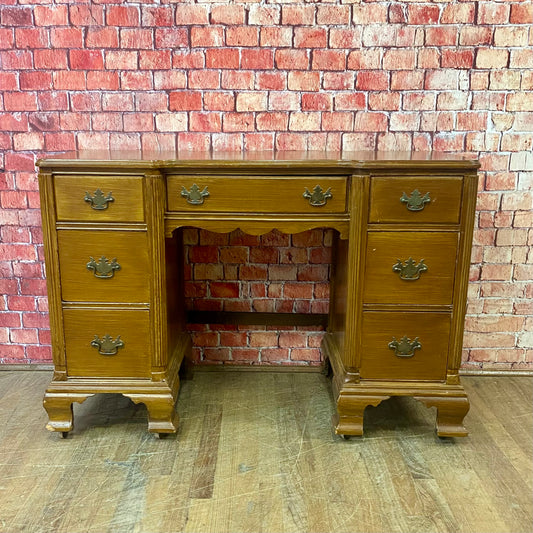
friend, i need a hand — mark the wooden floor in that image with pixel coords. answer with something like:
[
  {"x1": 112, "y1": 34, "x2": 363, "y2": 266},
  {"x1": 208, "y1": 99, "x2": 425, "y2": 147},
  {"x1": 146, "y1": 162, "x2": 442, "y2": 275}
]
[{"x1": 0, "y1": 371, "x2": 531, "y2": 533}]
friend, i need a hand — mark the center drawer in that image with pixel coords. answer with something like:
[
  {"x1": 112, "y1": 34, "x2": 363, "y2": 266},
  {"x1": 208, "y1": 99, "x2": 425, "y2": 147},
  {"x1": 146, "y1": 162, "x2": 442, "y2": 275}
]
[
  {"x1": 57, "y1": 230, "x2": 150, "y2": 303},
  {"x1": 166, "y1": 175, "x2": 347, "y2": 213}
]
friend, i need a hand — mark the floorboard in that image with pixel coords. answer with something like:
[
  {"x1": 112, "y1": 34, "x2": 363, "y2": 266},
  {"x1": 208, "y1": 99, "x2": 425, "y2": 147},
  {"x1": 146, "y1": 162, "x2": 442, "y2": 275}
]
[{"x1": 0, "y1": 371, "x2": 531, "y2": 533}]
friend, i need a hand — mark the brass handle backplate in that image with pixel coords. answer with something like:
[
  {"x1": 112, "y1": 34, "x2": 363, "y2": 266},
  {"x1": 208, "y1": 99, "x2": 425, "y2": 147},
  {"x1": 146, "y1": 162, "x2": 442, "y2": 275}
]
[
  {"x1": 400, "y1": 189, "x2": 430, "y2": 211},
  {"x1": 85, "y1": 189, "x2": 114, "y2": 210},
  {"x1": 303, "y1": 185, "x2": 332, "y2": 207},
  {"x1": 90, "y1": 334, "x2": 124, "y2": 356},
  {"x1": 181, "y1": 184, "x2": 209, "y2": 205},
  {"x1": 87, "y1": 256, "x2": 121, "y2": 279},
  {"x1": 388, "y1": 336, "x2": 421, "y2": 358},
  {"x1": 392, "y1": 258, "x2": 428, "y2": 281}
]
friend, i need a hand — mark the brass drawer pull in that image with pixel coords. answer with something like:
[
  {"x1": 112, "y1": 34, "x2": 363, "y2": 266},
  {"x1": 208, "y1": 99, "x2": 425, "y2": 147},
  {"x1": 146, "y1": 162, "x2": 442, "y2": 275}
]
[
  {"x1": 87, "y1": 256, "x2": 121, "y2": 279},
  {"x1": 303, "y1": 185, "x2": 332, "y2": 207},
  {"x1": 400, "y1": 189, "x2": 430, "y2": 211},
  {"x1": 392, "y1": 257, "x2": 428, "y2": 281},
  {"x1": 90, "y1": 334, "x2": 124, "y2": 356},
  {"x1": 181, "y1": 184, "x2": 209, "y2": 205},
  {"x1": 388, "y1": 336, "x2": 421, "y2": 358},
  {"x1": 85, "y1": 189, "x2": 115, "y2": 210}
]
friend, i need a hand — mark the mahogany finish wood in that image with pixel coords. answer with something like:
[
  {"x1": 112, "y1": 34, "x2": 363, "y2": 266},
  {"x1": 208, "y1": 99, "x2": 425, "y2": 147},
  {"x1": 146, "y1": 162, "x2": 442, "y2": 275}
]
[{"x1": 37, "y1": 151, "x2": 479, "y2": 438}]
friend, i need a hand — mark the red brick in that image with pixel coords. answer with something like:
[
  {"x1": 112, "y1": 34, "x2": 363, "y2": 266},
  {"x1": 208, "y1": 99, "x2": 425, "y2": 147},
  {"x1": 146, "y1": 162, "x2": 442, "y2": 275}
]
[
  {"x1": 459, "y1": 27, "x2": 492, "y2": 46},
  {"x1": 262, "y1": 348, "x2": 289, "y2": 362},
  {"x1": 156, "y1": 28, "x2": 188, "y2": 49},
  {"x1": 241, "y1": 49, "x2": 274, "y2": 70},
  {"x1": 282, "y1": 5, "x2": 315, "y2": 25},
  {"x1": 169, "y1": 92, "x2": 202, "y2": 111},
  {"x1": 256, "y1": 72, "x2": 286, "y2": 91},
  {"x1": 442, "y1": 50, "x2": 474, "y2": 69},
  {"x1": 15, "y1": 28, "x2": 48, "y2": 49},
  {"x1": 211, "y1": 5, "x2": 245, "y2": 25},
  {"x1": 408, "y1": 4, "x2": 440, "y2": 24},
  {"x1": 206, "y1": 49, "x2": 239, "y2": 69},
  {"x1": 288, "y1": 71, "x2": 320, "y2": 92},
  {"x1": 391, "y1": 71, "x2": 424, "y2": 90},
  {"x1": 329, "y1": 28, "x2": 362, "y2": 49},
  {"x1": 226, "y1": 26, "x2": 258, "y2": 47},
  {"x1": 120, "y1": 28, "x2": 153, "y2": 49},
  {"x1": 204, "y1": 92, "x2": 234, "y2": 112},
  {"x1": 510, "y1": 3, "x2": 533, "y2": 24},
  {"x1": 142, "y1": 7, "x2": 173, "y2": 27},
  {"x1": 51, "y1": 28, "x2": 83, "y2": 49},
  {"x1": 383, "y1": 49, "x2": 416, "y2": 71},
  {"x1": 106, "y1": 6, "x2": 139, "y2": 26},
  {"x1": 220, "y1": 332, "x2": 247, "y2": 347},
  {"x1": 356, "y1": 71, "x2": 389, "y2": 91},
  {"x1": 250, "y1": 331, "x2": 278, "y2": 347},
  {"x1": 239, "y1": 265, "x2": 268, "y2": 280},
  {"x1": 175, "y1": 5, "x2": 209, "y2": 25},
  {"x1": 69, "y1": 5, "x2": 104, "y2": 26},
  {"x1": 291, "y1": 348, "x2": 321, "y2": 362},
  {"x1": 249, "y1": 5, "x2": 280, "y2": 25},
  {"x1": 312, "y1": 50, "x2": 345, "y2": 71},
  {"x1": 276, "y1": 49, "x2": 309, "y2": 71},
  {"x1": 425, "y1": 27, "x2": 458, "y2": 46},
  {"x1": 191, "y1": 26, "x2": 224, "y2": 47},
  {"x1": 70, "y1": 50, "x2": 104, "y2": 70},
  {"x1": 441, "y1": 3, "x2": 475, "y2": 24},
  {"x1": 294, "y1": 27, "x2": 327, "y2": 48},
  {"x1": 236, "y1": 92, "x2": 266, "y2": 112},
  {"x1": 4, "y1": 92, "x2": 37, "y2": 111},
  {"x1": 34, "y1": 6, "x2": 68, "y2": 26},
  {"x1": 53, "y1": 71, "x2": 85, "y2": 91},
  {"x1": 256, "y1": 112, "x2": 288, "y2": 131},
  {"x1": 1, "y1": 50, "x2": 32, "y2": 70},
  {"x1": 335, "y1": 93, "x2": 366, "y2": 111},
  {"x1": 279, "y1": 332, "x2": 307, "y2": 348},
  {"x1": 477, "y1": 2, "x2": 510, "y2": 24},
  {"x1": 20, "y1": 72, "x2": 52, "y2": 91},
  {"x1": 1, "y1": 7, "x2": 32, "y2": 26},
  {"x1": 223, "y1": 113, "x2": 254, "y2": 132},
  {"x1": 189, "y1": 113, "x2": 221, "y2": 133},
  {"x1": 210, "y1": 282, "x2": 240, "y2": 299},
  {"x1": 369, "y1": 92, "x2": 401, "y2": 111},
  {"x1": 221, "y1": 71, "x2": 252, "y2": 90},
  {"x1": 260, "y1": 27, "x2": 293, "y2": 48},
  {"x1": 321, "y1": 112, "x2": 353, "y2": 131},
  {"x1": 0, "y1": 72, "x2": 17, "y2": 91}
]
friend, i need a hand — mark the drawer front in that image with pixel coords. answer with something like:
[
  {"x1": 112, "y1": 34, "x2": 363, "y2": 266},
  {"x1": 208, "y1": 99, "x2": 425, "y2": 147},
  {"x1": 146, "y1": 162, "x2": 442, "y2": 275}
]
[
  {"x1": 54, "y1": 175, "x2": 144, "y2": 222},
  {"x1": 364, "y1": 232, "x2": 458, "y2": 305},
  {"x1": 369, "y1": 176, "x2": 463, "y2": 224},
  {"x1": 167, "y1": 175, "x2": 347, "y2": 213},
  {"x1": 58, "y1": 230, "x2": 150, "y2": 303},
  {"x1": 63, "y1": 309, "x2": 151, "y2": 378},
  {"x1": 360, "y1": 312, "x2": 451, "y2": 381}
]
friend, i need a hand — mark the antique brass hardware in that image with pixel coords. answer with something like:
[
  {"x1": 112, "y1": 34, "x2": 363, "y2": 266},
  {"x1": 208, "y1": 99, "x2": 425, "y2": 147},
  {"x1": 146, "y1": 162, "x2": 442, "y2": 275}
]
[
  {"x1": 388, "y1": 336, "x2": 421, "y2": 358},
  {"x1": 181, "y1": 184, "x2": 209, "y2": 205},
  {"x1": 86, "y1": 256, "x2": 121, "y2": 279},
  {"x1": 303, "y1": 185, "x2": 333, "y2": 207},
  {"x1": 90, "y1": 334, "x2": 124, "y2": 356},
  {"x1": 392, "y1": 257, "x2": 428, "y2": 281},
  {"x1": 84, "y1": 189, "x2": 115, "y2": 210},
  {"x1": 400, "y1": 189, "x2": 431, "y2": 211}
]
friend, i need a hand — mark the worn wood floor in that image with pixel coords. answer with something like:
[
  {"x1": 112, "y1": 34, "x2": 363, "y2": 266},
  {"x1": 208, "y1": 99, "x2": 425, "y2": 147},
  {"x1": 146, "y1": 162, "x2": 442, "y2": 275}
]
[{"x1": 0, "y1": 371, "x2": 531, "y2": 533}]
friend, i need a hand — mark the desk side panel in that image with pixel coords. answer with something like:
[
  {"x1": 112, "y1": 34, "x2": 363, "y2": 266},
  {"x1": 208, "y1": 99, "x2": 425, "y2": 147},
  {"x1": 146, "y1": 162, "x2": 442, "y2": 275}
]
[{"x1": 38, "y1": 171, "x2": 66, "y2": 377}]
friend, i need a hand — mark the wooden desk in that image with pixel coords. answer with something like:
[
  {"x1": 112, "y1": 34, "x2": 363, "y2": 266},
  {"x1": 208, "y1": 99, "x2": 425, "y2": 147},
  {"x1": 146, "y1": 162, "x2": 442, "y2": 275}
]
[{"x1": 37, "y1": 151, "x2": 479, "y2": 438}]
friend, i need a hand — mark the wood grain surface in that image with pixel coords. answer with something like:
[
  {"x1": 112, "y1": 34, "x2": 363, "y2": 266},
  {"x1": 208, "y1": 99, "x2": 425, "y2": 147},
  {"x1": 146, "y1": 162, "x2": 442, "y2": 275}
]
[{"x1": 0, "y1": 371, "x2": 530, "y2": 533}]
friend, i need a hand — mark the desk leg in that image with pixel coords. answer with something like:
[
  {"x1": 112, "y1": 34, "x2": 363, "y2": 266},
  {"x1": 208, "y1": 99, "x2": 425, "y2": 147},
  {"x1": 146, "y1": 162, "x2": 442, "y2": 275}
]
[
  {"x1": 416, "y1": 395, "x2": 470, "y2": 437},
  {"x1": 334, "y1": 393, "x2": 390, "y2": 437},
  {"x1": 43, "y1": 391, "x2": 94, "y2": 437},
  {"x1": 125, "y1": 391, "x2": 179, "y2": 436}
]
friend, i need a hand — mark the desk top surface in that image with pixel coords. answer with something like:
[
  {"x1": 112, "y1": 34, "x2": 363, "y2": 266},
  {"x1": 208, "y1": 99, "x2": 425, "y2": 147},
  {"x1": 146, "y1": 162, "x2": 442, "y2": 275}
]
[{"x1": 37, "y1": 150, "x2": 480, "y2": 171}]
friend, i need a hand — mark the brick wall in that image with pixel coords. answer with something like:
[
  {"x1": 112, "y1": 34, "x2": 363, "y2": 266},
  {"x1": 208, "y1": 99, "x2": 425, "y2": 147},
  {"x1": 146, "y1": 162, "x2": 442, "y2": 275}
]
[{"x1": 0, "y1": 0, "x2": 531, "y2": 370}]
